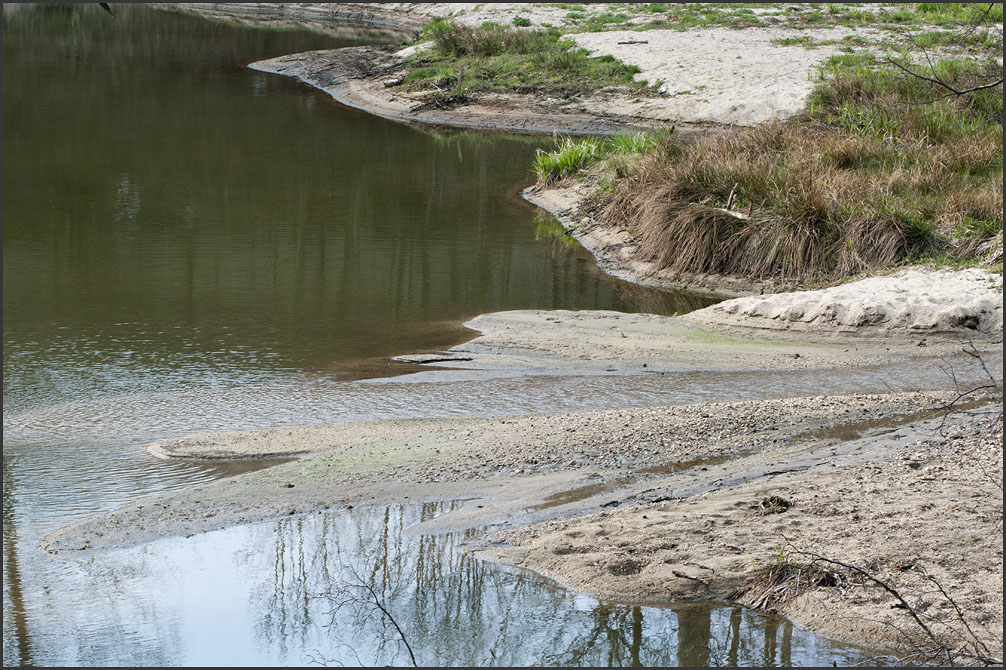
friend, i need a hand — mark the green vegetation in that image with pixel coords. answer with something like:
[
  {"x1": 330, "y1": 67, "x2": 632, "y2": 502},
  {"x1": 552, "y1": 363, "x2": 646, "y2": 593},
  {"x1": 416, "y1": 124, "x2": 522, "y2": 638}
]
[
  {"x1": 404, "y1": 20, "x2": 645, "y2": 98},
  {"x1": 916, "y1": 2, "x2": 1004, "y2": 24},
  {"x1": 532, "y1": 131, "x2": 671, "y2": 183},
  {"x1": 535, "y1": 2, "x2": 1006, "y2": 33},
  {"x1": 400, "y1": 6, "x2": 1002, "y2": 282},
  {"x1": 533, "y1": 137, "x2": 605, "y2": 182},
  {"x1": 545, "y1": 48, "x2": 1002, "y2": 282}
]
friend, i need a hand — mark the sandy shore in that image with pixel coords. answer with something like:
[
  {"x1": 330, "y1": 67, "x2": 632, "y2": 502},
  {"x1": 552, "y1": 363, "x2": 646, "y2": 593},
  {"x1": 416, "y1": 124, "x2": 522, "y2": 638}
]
[
  {"x1": 160, "y1": 3, "x2": 894, "y2": 136},
  {"x1": 43, "y1": 385, "x2": 1002, "y2": 658},
  {"x1": 52, "y1": 4, "x2": 1002, "y2": 662},
  {"x1": 480, "y1": 403, "x2": 1003, "y2": 657}
]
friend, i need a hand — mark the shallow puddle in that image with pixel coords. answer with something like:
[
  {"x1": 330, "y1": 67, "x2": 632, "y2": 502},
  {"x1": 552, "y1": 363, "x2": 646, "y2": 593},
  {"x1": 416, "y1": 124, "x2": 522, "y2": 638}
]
[
  {"x1": 525, "y1": 477, "x2": 636, "y2": 514},
  {"x1": 789, "y1": 394, "x2": 997, "y2": 443},
  {"x1": 17, "y1": 502, "x2": 887, "y2": 667},
  {"x1": 634, "y1": 452, "x2": 737, "y2": 476}
]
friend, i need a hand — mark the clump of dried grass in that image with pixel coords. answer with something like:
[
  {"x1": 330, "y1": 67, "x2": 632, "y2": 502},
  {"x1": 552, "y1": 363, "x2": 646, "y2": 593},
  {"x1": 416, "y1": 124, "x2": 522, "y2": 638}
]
[
  {"x1": 582, "y1": 54, "x2": 1002, "y2": 282},
  {"x1": 731, "y1": 552, "x2": 843, "y2": 610},
  {"x1": 593, "y1": 118, "x2": 1000, "y2": 281}
]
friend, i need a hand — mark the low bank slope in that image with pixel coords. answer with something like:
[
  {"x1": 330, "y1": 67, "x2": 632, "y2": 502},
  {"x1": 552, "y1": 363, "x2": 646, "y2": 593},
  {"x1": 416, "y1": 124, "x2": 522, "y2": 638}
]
[{"x1": 686, "y1": 268, "x2": 1003, "y2": 336}]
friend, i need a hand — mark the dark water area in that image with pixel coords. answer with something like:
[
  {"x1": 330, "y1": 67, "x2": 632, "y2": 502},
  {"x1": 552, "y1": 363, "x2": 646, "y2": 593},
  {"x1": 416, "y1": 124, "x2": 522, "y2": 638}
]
[
  {"x1": 2, "y1": 3, "x2": 706, "y2": 415},
  {"x1": 3, "y1": 4, "x2": 894, "y2": 666}
]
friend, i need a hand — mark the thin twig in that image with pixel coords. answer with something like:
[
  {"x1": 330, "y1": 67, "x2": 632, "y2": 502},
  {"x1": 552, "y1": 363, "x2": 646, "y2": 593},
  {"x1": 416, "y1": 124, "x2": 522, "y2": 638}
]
[
  {"x1": 785, "y1": 539, "x2": 1003, "y2": 666},
  {"x1": 885, "y1": 57, "x2": 1003, "y2": 96}
]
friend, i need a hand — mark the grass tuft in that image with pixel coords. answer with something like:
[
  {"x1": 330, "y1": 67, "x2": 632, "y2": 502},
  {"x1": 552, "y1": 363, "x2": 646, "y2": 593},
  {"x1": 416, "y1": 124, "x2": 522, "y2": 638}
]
[
  {"x1": 406, "y1": 20, "x2": 644, "y2": 97},
  {"x1": 533, "y1": 137, "x2": 604, "y2": 183},
  {"x1": 584, "y1": 51, "x2": 1002, "y2": 282},
  {"x1": 533, "y1": 131, "x2": 673, "y2": 183}
]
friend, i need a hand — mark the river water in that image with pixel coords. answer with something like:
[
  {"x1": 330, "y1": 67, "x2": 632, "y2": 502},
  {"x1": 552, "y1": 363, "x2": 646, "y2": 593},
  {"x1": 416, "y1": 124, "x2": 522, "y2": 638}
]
[{"x1": 0, "y1": 4, "x2": 917, "y2": 666}]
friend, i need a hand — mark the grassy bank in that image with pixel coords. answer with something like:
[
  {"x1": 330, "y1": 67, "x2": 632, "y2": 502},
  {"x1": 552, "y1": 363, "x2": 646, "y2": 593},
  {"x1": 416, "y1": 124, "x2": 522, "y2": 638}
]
[
  {"x1": 592, "y1": 2, "x2": 1005, "y2": 32},
  {"x1": 535, "y1": 47, "x2": 1002, "y2": 283},
  {"x1": 401, "y1": 19, "x2": 648, "y2": 105},
  {"x1": 440, "y1": 3, "x2": 1004, "y2": 35}
]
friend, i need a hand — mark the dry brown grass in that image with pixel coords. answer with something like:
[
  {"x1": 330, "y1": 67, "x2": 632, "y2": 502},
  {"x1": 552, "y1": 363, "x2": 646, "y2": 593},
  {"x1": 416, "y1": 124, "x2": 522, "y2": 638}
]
[
  {"x1": 566, "y1": 50, "x2": 1003, "y2": 283},
  {"x1": 590, "y1": 119, "x2": 1001, "y2": 282},
  {"x1": 731, "y1": 553, "x2": 842, "y2": 610}
]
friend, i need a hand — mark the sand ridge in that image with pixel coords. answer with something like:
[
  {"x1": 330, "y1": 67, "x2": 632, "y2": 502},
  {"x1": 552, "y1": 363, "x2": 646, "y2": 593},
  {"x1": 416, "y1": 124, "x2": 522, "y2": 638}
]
[{"x1": 686, "y1": 268, "x2": 1004, "y2": 336}]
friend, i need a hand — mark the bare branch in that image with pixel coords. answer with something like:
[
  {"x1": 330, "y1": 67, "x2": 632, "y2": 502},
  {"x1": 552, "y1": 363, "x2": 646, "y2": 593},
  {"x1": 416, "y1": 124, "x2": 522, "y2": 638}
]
[
  {"x1": 356, "y1": 581, "x2": 418, "y2": 668},
  {"x1": 885, "y1": 57, "x2": 1003, "y2": 96},
  {"x1": 961, "y1": 340, "x2": 1002, "y2": 396},
  {"x1": 783, "y1": 540, "x2": 1003, "y2": 667},
  {"x1": 314, "y1": 564, "x2": 419, "y2": 668},
  {"x1": 789, "y1": 548, "x2": 952, "y2": 664}
]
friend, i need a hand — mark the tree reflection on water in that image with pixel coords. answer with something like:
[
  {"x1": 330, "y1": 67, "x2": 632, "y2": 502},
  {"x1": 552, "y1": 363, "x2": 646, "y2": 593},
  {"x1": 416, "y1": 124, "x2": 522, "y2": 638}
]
[{"x1": 247, "y1": 501, "x2": 868, "y2": 667}]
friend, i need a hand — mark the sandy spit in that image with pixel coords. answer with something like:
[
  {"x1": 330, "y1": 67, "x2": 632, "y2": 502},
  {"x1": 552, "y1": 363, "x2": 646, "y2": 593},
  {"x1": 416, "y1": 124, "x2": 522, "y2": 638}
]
[
  {"x1": 480, "y1": 404, "x2": 1003, "y2": 658},
  {"x1": 46, "y1": 391, "x2": 952, "y2": 549},
  {"x1": 249, "y1": 46, "x2": 658, "y2": 136},
  {"x1": 391, "y1": 307, "x2": 1003, "y2": 381},
  {"x1": 160, "y1": 3, "x2": 889, "y2": 135},
  {"x1": 42, "y1": 390, "x2": 1003, "y2": 658}
]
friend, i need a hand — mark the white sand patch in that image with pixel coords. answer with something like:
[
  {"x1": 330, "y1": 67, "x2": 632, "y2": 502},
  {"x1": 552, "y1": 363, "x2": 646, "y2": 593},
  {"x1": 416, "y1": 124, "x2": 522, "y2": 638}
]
[
  {"x1": 686, "y1": 268, "x2": 1003, "y2": 335},
  {"x1": 570, "y1": 27, "x2": 880, "y2": 125}
]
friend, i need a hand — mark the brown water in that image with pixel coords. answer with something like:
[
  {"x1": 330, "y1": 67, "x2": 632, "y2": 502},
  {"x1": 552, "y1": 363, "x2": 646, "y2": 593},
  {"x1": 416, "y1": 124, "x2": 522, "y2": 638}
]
[
  {"x1": 0, "y1": 4, "x2": 951, "y2": 666},
  {"x1": 2, "y1": 4, "x2": 707, "y2": 417}
]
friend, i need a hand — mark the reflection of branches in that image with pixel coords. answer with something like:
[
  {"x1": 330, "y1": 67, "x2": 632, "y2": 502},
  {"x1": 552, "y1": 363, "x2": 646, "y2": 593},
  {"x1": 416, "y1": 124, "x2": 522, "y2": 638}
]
[
  {"x1": 317, "y1": 565, "x2": 417, "y2": 668},
  {"x1": 785, "y1": 541, "x2": 1003, "y2": 667}
]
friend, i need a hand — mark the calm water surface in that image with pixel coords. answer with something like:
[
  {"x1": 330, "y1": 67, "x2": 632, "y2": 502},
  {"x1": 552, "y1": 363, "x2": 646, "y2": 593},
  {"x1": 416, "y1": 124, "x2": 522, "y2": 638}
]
[
  {"x1": 12, "y1": 501, "x2": 885, "y2": 667},
  {"x1": 2, "y1": 4, "x2": 901, "y2": 666},
  {"x1": 2, "y1": 4, "x2": 705, "y2": 415}
]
